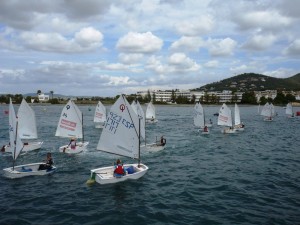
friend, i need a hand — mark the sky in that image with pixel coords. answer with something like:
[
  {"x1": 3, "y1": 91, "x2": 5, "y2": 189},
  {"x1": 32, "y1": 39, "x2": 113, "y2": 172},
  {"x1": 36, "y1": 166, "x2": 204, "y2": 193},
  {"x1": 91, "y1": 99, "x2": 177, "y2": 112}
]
[{"x1": 0, "y1": 0, "x2": 299, "y2": 97}]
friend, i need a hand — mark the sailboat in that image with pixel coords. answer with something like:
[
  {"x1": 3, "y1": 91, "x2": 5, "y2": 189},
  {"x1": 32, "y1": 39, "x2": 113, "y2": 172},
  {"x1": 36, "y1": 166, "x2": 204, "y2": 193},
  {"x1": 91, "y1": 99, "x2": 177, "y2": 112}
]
[
  {"x1": 87, "y1": 94, "x2": 148, "y2": 185},
  {"x1": 285, "y1": 103, "x2": 295, "y2": 118},
  {"x1": 145, "y1": 102, "x2": 158, "y2": 123},
  {"x1": 217, "y1": 103, "x2": 236, "y2": 134},
  {"x1": 55, "y1": 100, "x2": 89, "y2": 154},
  {"x1": 260, "y1": 102, "x2": 274, "y2": 121},
  {"x1": 132, "y1": 100, "x2": 166, "y2": 151},
  {"x1": 3, "y1": 99, "x2": 43, "y2": 153},
  {"x1": 233, "y1": 103, "x2": 245, "y2": 131},
  {"x1": 3, "y1": 99, "x2": 56, "y2": 179},
  {"x1": 93, "y1": 101, "x2": 106, "y2": 128},
  {"x1": 194, "y1": 102, "x2": 209, "y2": 134}
]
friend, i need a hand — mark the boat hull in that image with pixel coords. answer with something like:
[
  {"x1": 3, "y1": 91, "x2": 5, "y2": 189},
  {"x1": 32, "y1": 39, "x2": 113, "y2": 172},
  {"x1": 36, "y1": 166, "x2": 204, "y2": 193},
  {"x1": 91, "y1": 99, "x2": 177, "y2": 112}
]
[
  {"x1": 59, "y1": 142, "x2": 89, "y2": 154},
  {"x1": 222, "y1": 128, "x2": 236, "y2": 134},
  {"x1": 141, "y1": 143, "x2": 165, "y2": 151},
  {"x1": 146, "y1": 119, "x2": 158, "y2": 124},
  {"x1": 3, "y1": 162, "x2": 56, "y2": 179},
  {"x1": 90, "y1": 163, "x2": 148, "y2": 185},
  {"x1": 4, "y1": 141, "x2": 43, "y2": 153},
  {"x1": 95, "y1": 122, "x2": 105, "y2": 129}
]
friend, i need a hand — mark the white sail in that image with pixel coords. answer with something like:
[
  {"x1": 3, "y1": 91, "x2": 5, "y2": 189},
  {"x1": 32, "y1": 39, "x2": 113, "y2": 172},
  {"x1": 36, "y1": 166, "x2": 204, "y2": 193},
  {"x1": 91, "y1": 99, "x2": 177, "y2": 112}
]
[
  {"x1": 17, "y1": 99, "x2": 38, "y2": 139},
  {"x1": 270, "y1": 103, "x2": 276, "y2": 117},
  {"x1": 260, "y1": 103, "x2": 272, "y2": 117},
  {"x1": 9, "y1": 99, "x2": 23, "y2": 160},
  {"x1": 93, "y1": 101, "x2": 106, "y2": 123},
  {"x1": 194, "y1": 102, "x2": 204, "y2": 127},
  {"x1": 97, "y1": 95, "x2": 139, "y2": 159},
  {"x1": 55, "y1": 100, "x2": 83, "y2": 138},
  {"x1": 146, "y1": 102, "x2": 156, "y2": 120},
  {"x1": 286, "y1": 103, "x2": 293, "y2": 116},
  {"x1": 131, "y1": 100, "x2": 146, "y2": 140},
  {"x1": 234, "y1": 103, "x2": 241, "y2": 126},
  {"x1": 218, "y1": 103, "x2": 232, "y2": 127}
]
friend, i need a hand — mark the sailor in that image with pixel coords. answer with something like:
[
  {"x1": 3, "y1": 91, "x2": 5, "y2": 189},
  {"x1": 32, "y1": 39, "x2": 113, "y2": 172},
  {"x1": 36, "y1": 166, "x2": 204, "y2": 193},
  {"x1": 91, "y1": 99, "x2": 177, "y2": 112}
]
[{"x1": 114, "y1": 159, "x2": 125, "y2": 177}]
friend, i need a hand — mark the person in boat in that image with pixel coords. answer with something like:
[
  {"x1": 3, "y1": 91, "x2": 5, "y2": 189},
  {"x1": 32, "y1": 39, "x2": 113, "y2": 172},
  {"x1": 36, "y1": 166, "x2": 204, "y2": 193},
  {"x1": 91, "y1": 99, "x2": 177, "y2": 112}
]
[
  {"x1": 38, "y1": 152, "x2": 54, "y2": 170},
  {"x1": 203, "y1": 126, "x2": 208, "y2": 132},
  {"x1": 114, "y1": 159, "x2": 126, "y2": 177},
  {"x1": 151, "y1": 116, "x2": 154, "y2": 122},
  {"x1": 241, "y1": 122, "x2": 245, "y2": 128},
  {"x1": 68, "y1": 138, "x2": 77, "y2": 150},
  {"x1": 159, "y1": 136, "x2": 166, "y2": 146},
  {"x1": 1, "y1": 145, "x2": 5, "y2": 152}
]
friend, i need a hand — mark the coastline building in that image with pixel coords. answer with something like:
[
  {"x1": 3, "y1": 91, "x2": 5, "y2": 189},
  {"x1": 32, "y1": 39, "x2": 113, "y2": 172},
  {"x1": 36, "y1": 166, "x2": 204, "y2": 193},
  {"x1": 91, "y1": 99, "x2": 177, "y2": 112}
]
[{"x1": 38, "y1": 93, "x2": 50, "y2": 102}]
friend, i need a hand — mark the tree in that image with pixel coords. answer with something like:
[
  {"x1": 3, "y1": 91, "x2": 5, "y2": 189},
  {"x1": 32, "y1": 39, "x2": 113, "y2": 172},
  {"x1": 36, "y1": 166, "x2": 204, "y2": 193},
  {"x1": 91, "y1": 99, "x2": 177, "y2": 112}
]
[
  {"x1": 241, "y1": 91, "x2": 257, "y2": 104},
  {"x1": 50, "y1": 91, "x2": 54, "y2": 99},
  {"x1": 191, "y1": 94, "x2": 196, "y2": 104}
]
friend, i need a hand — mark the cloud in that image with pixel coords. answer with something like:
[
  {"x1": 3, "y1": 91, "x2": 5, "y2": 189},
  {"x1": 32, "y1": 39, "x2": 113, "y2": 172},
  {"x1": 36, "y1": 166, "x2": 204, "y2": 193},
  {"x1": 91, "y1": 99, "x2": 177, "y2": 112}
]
[
  {"x1": 243, "y1": 34, "x2": 277, "y2": 51},
  {"x1": 19, "y1": 27, "x2": 103, "y2": 53},
  {"x1": 235, "y1": 10, "x2": 292, "y2": 31},
  {"x1": 118, "y1": 53, "x2": 144, "y2": 64},
  {"x1": 204, "y1": 60, "x2": 219, "y2": 68},
  {"x1": 116, "y1": 32, "x2": 163, "y2": 53},
  {"x1": 175, "y1": 15, "x2": 214, "y2": 36},
  {"x1": 170, "y1": 36, "x2": 205, "y2": 52},
  {"x1": 283, "y1": 39, "x2": 300, "y2": 56},
  {"x1": 208, "y1": 38, "x2": 237, "y2": 56}
]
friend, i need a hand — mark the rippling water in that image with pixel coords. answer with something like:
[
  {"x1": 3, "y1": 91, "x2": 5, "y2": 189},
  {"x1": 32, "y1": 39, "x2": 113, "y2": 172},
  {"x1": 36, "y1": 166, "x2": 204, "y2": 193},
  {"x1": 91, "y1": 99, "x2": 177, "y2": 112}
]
[{"x1": 0, "y1": 104, "x2": 299, "y2": 225}]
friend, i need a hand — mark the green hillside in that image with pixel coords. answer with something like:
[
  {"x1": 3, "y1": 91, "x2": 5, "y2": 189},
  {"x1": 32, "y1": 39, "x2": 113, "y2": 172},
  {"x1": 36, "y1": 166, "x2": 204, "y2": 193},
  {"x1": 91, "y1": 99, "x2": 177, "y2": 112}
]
[{"x1": 192, "y1": 73, "x2": 300, "y2": 92}]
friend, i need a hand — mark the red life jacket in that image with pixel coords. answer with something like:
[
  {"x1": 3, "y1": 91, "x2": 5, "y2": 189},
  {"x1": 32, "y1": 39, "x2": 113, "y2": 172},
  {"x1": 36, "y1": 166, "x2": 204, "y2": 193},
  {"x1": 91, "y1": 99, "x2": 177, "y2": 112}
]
[{"x1": 114, "y1": 164, "x2": 124, "y2": 175}]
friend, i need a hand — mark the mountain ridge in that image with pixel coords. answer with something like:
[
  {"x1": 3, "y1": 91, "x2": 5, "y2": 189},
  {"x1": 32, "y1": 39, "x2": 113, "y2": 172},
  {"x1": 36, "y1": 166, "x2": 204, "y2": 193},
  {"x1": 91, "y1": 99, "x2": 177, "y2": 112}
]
[{"x1": 192, "y1": 73, "x2": 300, "y2": 92}]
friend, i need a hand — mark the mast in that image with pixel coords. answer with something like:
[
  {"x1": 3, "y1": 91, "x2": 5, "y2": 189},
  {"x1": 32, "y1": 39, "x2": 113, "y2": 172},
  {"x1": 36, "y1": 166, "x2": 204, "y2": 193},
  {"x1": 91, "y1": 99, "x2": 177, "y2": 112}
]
[
  {"x1": 12, "y1": 120, "x2": 18, "y2": 171},
  {"x1": 82, "y1": 113, "x2": 84, "y2": 143},
  {"x1": 138, "y1": 116, "x2": 141, "y2": 166}
]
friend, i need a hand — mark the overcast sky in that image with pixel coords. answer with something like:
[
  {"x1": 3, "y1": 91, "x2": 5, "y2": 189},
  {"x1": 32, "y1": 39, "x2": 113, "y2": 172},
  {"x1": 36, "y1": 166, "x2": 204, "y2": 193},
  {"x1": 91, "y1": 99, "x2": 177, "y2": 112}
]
[{"x1": 0, "y1": 0, "x2": 299, "y2": 97}]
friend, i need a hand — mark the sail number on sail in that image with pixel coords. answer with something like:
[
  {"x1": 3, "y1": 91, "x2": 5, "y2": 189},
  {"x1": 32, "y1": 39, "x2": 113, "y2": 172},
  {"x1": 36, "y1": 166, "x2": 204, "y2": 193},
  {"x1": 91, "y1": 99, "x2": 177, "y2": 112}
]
[{"x1": 105, "y1": 111, "x2": 135, "y2": 134}]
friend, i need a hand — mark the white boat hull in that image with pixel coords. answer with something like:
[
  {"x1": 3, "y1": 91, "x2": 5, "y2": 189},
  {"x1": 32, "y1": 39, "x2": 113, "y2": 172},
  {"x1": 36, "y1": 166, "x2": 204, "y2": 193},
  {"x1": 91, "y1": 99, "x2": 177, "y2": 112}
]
[
  {"x1": 90, "y1": 163, "x2": 148, "y2": 185},
  {"x1": 146, "y1": 119, "x2": 158, "y2": 124},
  {"x1": 222, "y1": 128, "x2": 236, "y2": 134},
  {"x1": 234, "y1": 125, "x2": 245, "y2": 131},
  {"x1": 141, "y1": 143, "x2": 165, "y2": 151},
  {"x1": 3, "y1": 141, "x2": 43, "y2": 153},
  {"x1": 95, "y1": 122, "x2": 105, "y2": 129},
  {"x1": 59, "y1": 141, "x2": 89, "y2": 154},
  {"x1": 3, "y1": 162, "x2": 56, "y2": 179}
]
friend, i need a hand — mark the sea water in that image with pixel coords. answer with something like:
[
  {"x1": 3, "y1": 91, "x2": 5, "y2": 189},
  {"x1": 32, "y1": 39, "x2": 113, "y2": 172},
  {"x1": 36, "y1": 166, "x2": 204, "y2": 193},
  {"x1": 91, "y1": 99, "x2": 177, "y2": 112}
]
[{"x1": 0, "y1": 104, "x2": 299, "y2": 225}]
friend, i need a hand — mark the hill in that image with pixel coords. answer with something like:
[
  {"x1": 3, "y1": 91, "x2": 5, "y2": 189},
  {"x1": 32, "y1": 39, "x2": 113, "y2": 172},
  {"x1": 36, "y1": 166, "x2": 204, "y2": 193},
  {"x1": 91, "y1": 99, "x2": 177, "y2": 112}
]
[{"x1": 192, "y1": 73, "x2": 300, "y2": 92}]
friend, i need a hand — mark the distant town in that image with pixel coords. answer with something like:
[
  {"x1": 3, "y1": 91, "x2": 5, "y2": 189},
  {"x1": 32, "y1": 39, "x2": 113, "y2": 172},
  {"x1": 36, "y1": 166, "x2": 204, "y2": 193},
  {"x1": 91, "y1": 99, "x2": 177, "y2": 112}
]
[{"x1": 0, "y1": 88, "x2": 299, "y2": 106}]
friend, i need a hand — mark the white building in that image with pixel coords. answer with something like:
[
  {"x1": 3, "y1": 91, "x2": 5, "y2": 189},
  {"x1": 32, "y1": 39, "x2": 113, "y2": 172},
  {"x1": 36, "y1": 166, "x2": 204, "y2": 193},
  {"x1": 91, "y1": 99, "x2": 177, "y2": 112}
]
[{"x1": 38, "y1": 93, "x2": 50, "y2": 102}]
